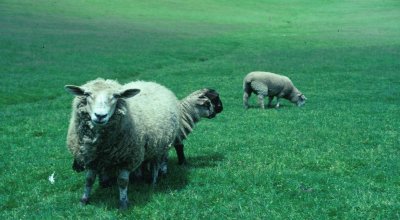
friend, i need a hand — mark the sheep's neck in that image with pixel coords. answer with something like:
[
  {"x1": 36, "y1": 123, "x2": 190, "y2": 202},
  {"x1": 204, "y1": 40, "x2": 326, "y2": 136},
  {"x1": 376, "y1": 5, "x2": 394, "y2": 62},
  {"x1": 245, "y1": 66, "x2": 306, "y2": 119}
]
[{"x1": 178, "y1": 98, "x2": 201, "y2": 140}]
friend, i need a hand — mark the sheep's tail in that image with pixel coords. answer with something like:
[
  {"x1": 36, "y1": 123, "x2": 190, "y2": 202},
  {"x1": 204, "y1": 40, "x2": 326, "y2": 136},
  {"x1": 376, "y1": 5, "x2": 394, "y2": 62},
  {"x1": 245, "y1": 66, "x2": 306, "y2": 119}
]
[{"x1": 243, "y1": 78, "x2": 252, "y2": 94}]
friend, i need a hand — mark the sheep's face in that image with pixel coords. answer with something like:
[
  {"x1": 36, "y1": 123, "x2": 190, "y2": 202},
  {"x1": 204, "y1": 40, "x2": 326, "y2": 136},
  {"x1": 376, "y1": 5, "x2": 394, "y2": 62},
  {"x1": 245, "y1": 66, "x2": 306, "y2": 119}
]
[
  {"x1": 296, "y1": 94, "x2": 307, "y2": 107},
  {"x1": 196, "y1": 89, "x2": 223, "y2": 119},
  {"x1": 196, "y1": 97, "x2": 216, "y2": 119},
  {"x1": 65, "y1": 85, "x2": 140, "y2": 125},
  {"x1": 204, "y1": 89, "x2": 223, "y2": 114}
]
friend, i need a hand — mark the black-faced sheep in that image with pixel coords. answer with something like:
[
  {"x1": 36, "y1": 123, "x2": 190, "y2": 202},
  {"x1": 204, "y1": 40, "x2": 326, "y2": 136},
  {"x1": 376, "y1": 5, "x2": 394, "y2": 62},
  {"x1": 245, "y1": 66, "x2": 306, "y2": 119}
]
[
  {"x1": 136, "y1": 88, "x2": 223, "y2": 184},
  {"x1": 243, "y1": 71, "x2": 306, "y2": 109},
  {"x1": 173, "y1": 88, "x2": 223, "y2": 165},
  {"x1": 65, "y1": 79, "x2": 180, "y2": 209}
]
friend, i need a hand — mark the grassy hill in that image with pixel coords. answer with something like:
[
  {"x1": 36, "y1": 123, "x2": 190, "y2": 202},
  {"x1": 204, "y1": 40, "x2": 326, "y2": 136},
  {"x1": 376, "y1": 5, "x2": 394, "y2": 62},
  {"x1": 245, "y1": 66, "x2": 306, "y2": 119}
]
[{"x1": 1, "y1": 0, "x2": 399, "y2": 218}]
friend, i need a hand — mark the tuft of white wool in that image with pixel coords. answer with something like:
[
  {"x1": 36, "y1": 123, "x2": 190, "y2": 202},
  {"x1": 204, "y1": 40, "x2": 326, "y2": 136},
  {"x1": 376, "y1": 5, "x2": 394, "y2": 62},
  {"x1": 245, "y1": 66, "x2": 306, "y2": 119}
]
[{"x1": 243, "y1": 71, "x2": 306, "y2": 109}]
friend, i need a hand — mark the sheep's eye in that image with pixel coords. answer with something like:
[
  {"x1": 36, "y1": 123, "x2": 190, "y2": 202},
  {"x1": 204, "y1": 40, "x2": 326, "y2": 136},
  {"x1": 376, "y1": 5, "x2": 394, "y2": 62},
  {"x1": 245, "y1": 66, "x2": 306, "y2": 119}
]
[
  {"x1": 113, "y1": 94, "x2": 121, "y2": 99},
  {"x1": 83, "y1": 92, "x2": 91, "y2": 97}
]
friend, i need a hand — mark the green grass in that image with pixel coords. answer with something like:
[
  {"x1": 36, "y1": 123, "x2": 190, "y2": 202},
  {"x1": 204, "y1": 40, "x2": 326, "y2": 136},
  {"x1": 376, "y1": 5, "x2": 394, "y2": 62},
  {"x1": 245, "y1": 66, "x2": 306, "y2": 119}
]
[{"x1": 1, "y1": 0, "x2": 399, "y2": 218}]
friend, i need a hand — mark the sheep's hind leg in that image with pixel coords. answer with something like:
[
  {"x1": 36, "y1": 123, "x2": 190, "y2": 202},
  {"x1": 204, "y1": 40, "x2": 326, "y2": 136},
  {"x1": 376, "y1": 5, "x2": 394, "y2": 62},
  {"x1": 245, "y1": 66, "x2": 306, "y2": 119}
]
[
  {"x1": 118, "y1": 169, "x2": 130, "y2": 210},
  {"x1": 243, "y1": 92, "x2": 251, "y2": 109},
  {"x1": 257, "y1": 94, "x2": 265, "y2": 109},
  {"x1": 81, "y1": 169, "x2": 97, "y2": 205},
  {"x1": 149, "y1": 159, "x2": 161, "y2": 185},
  {"x1": 250, "y1": 81, "x2": 268, "y2": 109},
  {"x1": 159, "y1": 152, "x2": 168, "y2": 176}
]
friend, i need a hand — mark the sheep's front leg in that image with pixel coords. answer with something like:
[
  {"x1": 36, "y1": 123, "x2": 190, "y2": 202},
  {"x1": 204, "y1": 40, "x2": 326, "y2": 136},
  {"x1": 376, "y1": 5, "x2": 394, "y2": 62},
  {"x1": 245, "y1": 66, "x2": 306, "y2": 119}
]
[
  {"x1": 118, "y1": 169, "x2": 130, "y2": 210},
  {"x1": 275, "y1": 97, "x2": 280, "y2": 108},
  {"x1": 81, "y1": 169, "x2": 97, "y2": 205},
  {"x1": 174, "y1": 143, "x2": 186, "y2": 165},
  {"x1": 257, "y1": 94, "x2": 265, "y2": 109}
]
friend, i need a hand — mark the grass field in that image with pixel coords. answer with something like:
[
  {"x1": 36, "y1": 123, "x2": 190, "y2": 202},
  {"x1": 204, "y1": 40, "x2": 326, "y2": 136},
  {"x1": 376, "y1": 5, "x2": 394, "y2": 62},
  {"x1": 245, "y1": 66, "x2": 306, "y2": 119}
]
[{"x1": 1, "y1": 0, "x2": 399, "y2": 218}]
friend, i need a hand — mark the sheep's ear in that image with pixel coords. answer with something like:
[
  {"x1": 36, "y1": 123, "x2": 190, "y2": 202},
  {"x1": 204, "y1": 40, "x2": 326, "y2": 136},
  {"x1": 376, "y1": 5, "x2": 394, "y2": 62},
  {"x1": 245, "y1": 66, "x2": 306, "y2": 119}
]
[
  {"x1": 301, "y1": 94, "x2": 307, "y2": 100},
  {"x1": 115, "y1": 89, "x2": 140, "y2": 99},
  {"x1": 65, "y1": 85, "x2": 86, "y2": 96},
  {"x1": 204, "y1": 89, "x2": 219, "y2": 100}
]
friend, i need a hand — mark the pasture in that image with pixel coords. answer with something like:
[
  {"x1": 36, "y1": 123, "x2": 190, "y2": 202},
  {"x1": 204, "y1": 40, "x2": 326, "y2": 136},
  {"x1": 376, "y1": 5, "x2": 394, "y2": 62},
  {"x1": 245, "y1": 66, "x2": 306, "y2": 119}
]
[{"x1": 0, "y1": 0, "x2": 399, "y2": 218}]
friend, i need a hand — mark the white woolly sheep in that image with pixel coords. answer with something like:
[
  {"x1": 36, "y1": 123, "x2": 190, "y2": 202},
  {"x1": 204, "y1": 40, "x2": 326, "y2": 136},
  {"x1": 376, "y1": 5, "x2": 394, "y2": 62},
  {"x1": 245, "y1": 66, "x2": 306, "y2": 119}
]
[
  {"x1": 65, "y1": 79, "x2": 180, "y2": 209},
  {"x1": 243, "y1": 71, "x2": 306, "y2": 109}
]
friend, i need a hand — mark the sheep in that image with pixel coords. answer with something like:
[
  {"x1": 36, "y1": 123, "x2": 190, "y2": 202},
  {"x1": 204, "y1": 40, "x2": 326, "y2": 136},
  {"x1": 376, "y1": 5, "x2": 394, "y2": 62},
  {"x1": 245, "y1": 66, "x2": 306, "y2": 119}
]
[
  {"x1": 65, "y1": 78, "x2": 180, "y2": 209},
  {"x1": 243, "y1": 71, "x2": 306, "y2": 109},
  {"x1": 172, "y1": 88, "x2": 223, "y2": 166},
  {"x1": 132, "y1": 88, "x2": 223, "y2": 184},
  {"x1": 137, "y1": 88, "x2": 223, "y2": 186}
]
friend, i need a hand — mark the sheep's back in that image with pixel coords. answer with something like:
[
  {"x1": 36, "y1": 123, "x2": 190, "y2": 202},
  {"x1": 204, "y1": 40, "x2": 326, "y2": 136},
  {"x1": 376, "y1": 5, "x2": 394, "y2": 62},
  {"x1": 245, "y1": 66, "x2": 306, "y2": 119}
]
[
  {"x1": 123, "y1": 81, "x2": 180, "y2": 159},
  {"x1": 245, "y1": 71, "x2": 294, "y2": 96}
]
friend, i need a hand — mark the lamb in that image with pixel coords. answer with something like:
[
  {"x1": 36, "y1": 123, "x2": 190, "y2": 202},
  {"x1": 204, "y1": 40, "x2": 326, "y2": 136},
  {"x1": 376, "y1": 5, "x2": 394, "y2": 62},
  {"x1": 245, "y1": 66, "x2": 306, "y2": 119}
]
[
  {"x1": 65, "y1": 78, "x2": 180, "y2": 209},
  {"x1": 172, "y1": 88, "x2": 223, "y2": 165},
  {"x1": 243, "y1": 71, "x2": 306, "y2": 109}
]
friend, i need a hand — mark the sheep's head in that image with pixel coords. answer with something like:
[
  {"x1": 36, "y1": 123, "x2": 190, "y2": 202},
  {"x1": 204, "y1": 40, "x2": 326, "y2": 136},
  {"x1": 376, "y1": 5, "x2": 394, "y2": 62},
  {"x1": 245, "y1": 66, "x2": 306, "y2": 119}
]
[
  {"x1": 65, "y1": 81, "x2": 140, "y2": 125},
  {"x1": 204, "y1": 89, "x2": 223, "y2": 114},
  {"x1": 195, "y1": 88, "x2": 223, "y2": 119},
  {"x1": 296, "y1": 94, "x2": 307, "y2": 107}
]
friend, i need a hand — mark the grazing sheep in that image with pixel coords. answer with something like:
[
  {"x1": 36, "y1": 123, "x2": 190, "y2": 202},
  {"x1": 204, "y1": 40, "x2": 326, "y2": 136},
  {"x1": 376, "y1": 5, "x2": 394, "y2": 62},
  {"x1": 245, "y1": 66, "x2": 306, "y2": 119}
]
[
  {"x1": 173, "y1": 88, "x2": 223, "y2": 165},
  {"x1": 243, "y1": 71, "x2": 306, "y2": 109},
  {"x1": 65, "y1": 79, "x2": 180, "y2": 209}
]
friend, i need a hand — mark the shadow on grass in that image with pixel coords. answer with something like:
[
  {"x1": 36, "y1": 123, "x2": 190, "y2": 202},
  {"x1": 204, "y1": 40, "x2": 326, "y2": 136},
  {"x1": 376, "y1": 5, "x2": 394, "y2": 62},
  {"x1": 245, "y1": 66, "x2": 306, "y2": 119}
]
[
  {"x1": 185, "y1": 152, "x2": 225, "y2": 169},
  {"x1": 246, "y1": 103, "x2": 290, "y2": 109},
  {"x1": 86, "y1": 152, "x2": 224, "y2": 209}
]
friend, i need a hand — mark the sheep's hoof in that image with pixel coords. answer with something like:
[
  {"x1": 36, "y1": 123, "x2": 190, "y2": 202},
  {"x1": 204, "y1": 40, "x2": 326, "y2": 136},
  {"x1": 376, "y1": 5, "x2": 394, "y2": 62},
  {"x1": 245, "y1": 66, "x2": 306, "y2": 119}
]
[
  {"x1": 80, "y1": 197, "x2": 89, "y2": 205},
  {"x1": 118, "y1": 200, "x2": 130, "y2": 210}
]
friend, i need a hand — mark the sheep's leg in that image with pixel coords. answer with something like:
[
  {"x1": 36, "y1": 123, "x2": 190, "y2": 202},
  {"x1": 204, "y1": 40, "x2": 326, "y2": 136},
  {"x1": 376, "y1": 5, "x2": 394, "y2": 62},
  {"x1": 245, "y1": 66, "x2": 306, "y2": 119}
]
[
  {"x1": 150, "y1": 160, "x2": 160, "y2": 185},
  {"x1": 275, "y1": 97, "x2": 280, "y2": 108},
  {"x1": 174, "y1": 143, "x2": 186, "y2": 165},
  {"x1": 257, "y1": 94, "x2": 265, "y2": 109},
  {"x1": 81, "y1": 169, "x2": 97, "y2": 205},
  {"x1": 118, "y1": 169, "x2": 130, "y2": 210},
  {"x1": 160, "y1": 152, "x2": 168, "y2": 176},
  {"x1": 243, "y1": 92, "x2": 251, "y2": 109}
]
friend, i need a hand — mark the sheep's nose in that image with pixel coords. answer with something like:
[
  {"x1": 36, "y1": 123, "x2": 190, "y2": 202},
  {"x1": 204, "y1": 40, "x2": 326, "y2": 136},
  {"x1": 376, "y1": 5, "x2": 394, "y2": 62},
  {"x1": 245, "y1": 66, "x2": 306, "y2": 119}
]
[{"x1": 95, "y1": 113, "x2": 107, "y2": 121}]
